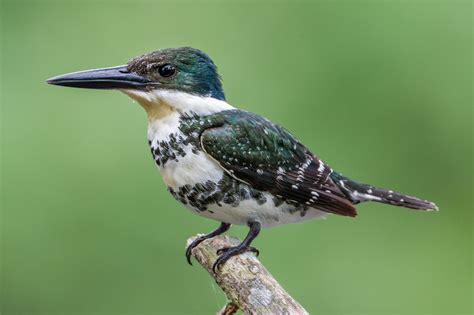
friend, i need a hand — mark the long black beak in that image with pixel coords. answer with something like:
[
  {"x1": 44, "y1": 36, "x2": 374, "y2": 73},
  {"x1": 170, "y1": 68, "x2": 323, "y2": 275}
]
[{"x1": 47, "y1": 65, "x2": 153, "y2": 89}]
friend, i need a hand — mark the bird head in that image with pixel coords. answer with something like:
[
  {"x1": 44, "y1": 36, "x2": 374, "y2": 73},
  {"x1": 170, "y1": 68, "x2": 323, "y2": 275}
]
[{"x1": 47, "y1": 47, "x2": 226, "y2": 105}]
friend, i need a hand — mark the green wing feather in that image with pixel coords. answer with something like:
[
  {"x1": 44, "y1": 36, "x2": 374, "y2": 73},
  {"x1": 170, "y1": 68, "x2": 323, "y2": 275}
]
[{"x1": 200, "y1": 110, "x2": 357, "y2": 217}]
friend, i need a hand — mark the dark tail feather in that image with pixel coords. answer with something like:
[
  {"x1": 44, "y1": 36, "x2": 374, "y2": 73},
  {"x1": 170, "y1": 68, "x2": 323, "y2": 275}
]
[{"x1": 331, "y1": 172, "x2": 438, "y2": 211}]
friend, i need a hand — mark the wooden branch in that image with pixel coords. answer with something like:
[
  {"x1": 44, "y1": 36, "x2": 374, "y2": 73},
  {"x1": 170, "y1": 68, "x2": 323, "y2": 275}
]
[{"x1": 186, "y1": 235, "x2": 309, "y2": 315}]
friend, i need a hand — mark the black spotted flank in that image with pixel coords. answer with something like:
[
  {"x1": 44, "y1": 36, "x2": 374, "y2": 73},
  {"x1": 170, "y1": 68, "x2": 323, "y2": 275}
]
[{"x1": 168, "y1": 177, "x2": 276, "y2": 213}]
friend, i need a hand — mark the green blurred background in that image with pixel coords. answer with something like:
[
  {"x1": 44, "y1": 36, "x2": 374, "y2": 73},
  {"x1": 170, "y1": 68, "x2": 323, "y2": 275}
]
[{"x1": 1, "y1": 0, "x2": 472, "y2": 314}]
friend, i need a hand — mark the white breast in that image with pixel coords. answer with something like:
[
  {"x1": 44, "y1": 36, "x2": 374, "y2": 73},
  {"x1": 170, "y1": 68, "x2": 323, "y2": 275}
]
[
  {"x1": 159, "y1": 145, "x2": 224, "y2": 189},
  {"x1": 146, "y1": 110, "x2": 224, "y2": 190}
]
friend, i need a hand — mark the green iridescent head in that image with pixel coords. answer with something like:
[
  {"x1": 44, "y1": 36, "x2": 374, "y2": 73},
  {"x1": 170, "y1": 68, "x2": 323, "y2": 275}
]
[{"x1": 47, "y1": 47, "x2": 225, "y2": 100}]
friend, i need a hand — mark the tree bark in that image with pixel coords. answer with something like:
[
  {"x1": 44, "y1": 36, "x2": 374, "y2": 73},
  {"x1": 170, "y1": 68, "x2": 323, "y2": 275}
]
[{"x1": 187, "y1": 235, "x2": 309, "y2": 315}]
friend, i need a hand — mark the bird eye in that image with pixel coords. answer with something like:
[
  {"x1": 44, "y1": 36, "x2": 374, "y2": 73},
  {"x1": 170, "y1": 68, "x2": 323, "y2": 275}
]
[{"x1": 158, "y1": 64, "x2": 176, "y2": 77}]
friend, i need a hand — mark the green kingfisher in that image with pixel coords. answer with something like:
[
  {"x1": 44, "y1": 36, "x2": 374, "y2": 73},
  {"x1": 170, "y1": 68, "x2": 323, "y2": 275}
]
[{"x1": 47, "y1": 47, "x2": 438, "y2": 272}]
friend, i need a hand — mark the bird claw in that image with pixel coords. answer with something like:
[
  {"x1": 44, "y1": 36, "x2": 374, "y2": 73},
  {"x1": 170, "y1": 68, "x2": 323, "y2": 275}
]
[
  {"x1": 185, "y1": 236, "x2": 207, "y2": 265},
  {"x1": 213, "y1": 246, "x2": 260, "y2": 273},
  {"x1": 249, "y1": 246, "x2": 260, "y2": 257},
  {"x1": 185, "y1": 239, "x2": 200, "y2": 265}
]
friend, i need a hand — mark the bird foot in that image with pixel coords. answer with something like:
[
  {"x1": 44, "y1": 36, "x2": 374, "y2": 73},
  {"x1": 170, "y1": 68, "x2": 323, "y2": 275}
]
[
  {"x1": 213, "y1": 246, "x2": 260, "y2": 273},
  {"x1": 185, "y1": 222, "x2": 231, "y2": 265}
]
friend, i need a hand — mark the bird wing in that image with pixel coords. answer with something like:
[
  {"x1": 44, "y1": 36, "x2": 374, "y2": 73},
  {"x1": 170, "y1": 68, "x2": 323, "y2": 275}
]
[{"x1": 200, "y1": 110, "x2": 357, "y2": 217}]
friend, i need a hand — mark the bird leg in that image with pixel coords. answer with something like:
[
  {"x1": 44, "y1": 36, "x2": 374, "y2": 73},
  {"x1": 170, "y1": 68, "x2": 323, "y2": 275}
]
[
  {"x1": 186, "y1": 222, "x2": 231, "y2": 265},
  {"x1": 212, "y1": 221, "x2": 261, "y2": 273}
]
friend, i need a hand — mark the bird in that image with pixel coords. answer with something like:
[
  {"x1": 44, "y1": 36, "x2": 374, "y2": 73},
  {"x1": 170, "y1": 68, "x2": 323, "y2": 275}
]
[{"x1": 47, "y1": 47, "x2": 438, "y2": 272}]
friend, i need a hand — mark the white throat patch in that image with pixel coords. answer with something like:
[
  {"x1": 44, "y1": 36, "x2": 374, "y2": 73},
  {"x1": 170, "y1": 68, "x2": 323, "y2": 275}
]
[{"x1": 120, "y1": 89, "x2": 234, "y2": 120}]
